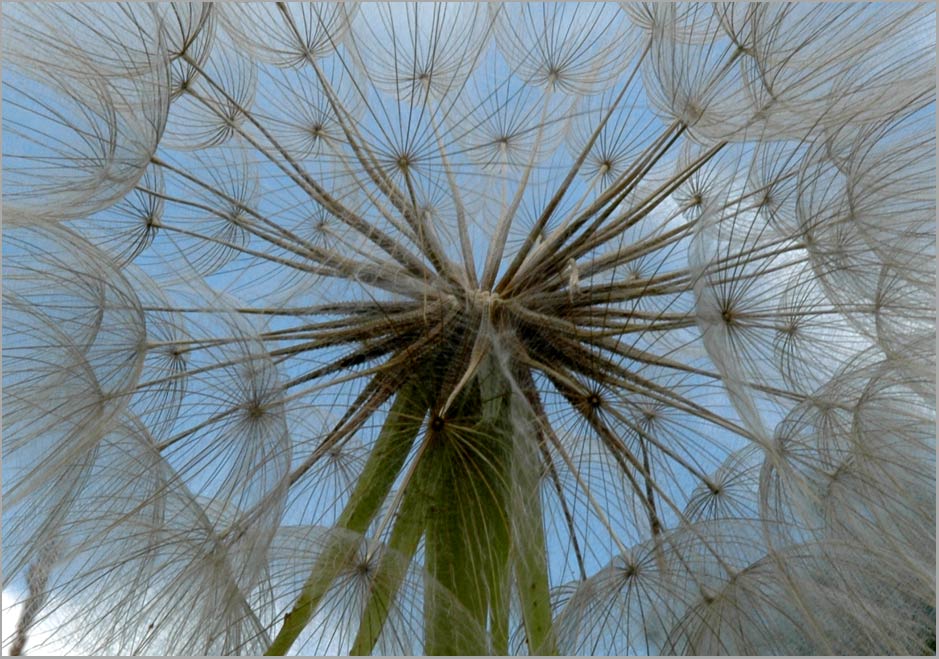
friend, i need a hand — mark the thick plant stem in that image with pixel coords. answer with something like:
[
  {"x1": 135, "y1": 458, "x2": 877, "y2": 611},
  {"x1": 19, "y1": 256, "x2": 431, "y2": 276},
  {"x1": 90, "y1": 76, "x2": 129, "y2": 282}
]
[
  {"x1": 509, "y1": 396, "x2": 557, "y2": 656},
  {"x1": 423, "y1": 363, "x2": 515, "y2": 656}
]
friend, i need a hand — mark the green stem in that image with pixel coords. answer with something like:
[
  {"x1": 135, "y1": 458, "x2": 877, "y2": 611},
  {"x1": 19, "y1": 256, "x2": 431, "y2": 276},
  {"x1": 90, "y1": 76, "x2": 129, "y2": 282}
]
[
  {"x1": 424, "y1": 369, "x2": 512, "y2": 655},
  {"x1": 510, "y1": 396, "x2": 557, "y2": 655}
]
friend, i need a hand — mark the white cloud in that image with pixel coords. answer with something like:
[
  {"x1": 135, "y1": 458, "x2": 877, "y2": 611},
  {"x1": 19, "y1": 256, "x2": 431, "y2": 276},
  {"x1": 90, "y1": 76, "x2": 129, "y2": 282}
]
[{"x1": 2, "y1": 590, "x2": 68, "y2": 657}]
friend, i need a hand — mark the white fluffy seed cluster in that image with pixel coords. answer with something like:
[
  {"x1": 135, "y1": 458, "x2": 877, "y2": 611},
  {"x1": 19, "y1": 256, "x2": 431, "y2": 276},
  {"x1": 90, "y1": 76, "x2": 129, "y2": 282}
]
[{"x1": 2, "y1": 3, "x2": 935, "y2": 656}]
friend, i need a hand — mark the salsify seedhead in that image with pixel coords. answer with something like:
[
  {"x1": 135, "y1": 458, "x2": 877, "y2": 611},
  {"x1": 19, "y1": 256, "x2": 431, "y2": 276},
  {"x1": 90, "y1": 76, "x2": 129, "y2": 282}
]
[{"x1": 2, "y1": 3, "x2": 935, "y2": 656}]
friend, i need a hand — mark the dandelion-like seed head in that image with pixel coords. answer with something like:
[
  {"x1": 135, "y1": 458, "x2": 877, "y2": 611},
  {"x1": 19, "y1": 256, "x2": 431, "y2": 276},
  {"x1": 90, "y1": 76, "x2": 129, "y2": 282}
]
[{"x1": 2, "y1": 2, "x2": 935, "y2": 656}]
